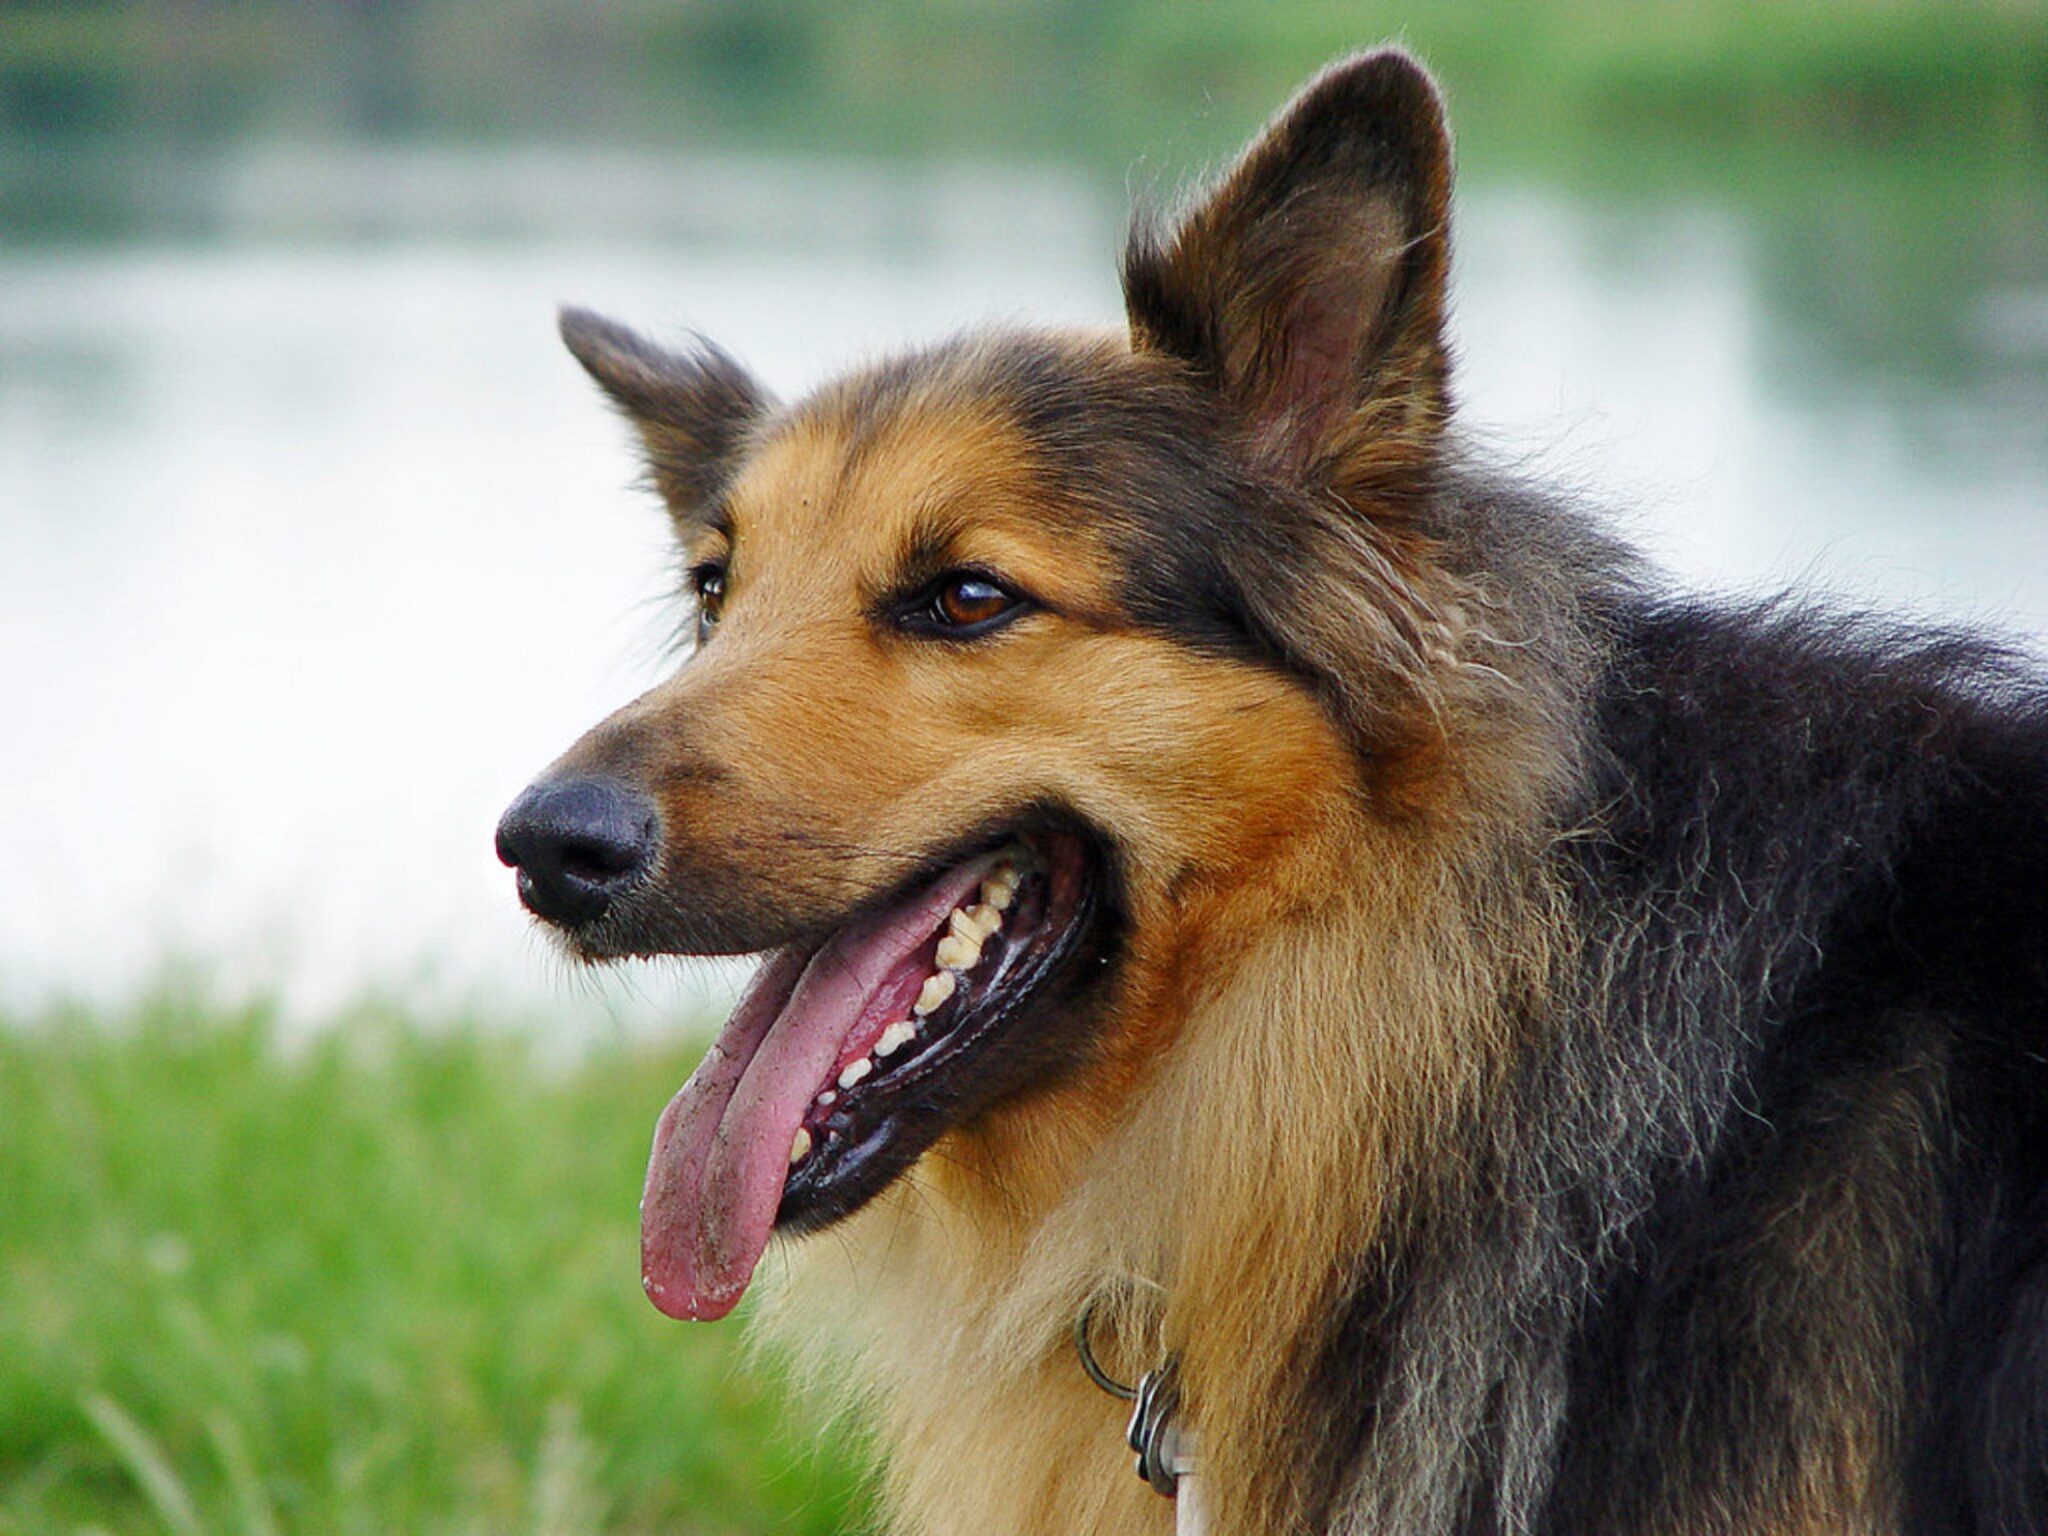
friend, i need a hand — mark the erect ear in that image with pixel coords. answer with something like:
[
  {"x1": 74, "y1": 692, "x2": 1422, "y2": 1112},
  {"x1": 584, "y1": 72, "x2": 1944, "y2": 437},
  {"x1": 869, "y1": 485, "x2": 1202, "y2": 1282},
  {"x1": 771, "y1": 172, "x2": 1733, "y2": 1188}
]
[
  {"x1": 1122, "y1": 49, "x2": 1452, "y2": 493},
  {"x1": 559, "y1": 306, "x2": 773, "y2": 519}
]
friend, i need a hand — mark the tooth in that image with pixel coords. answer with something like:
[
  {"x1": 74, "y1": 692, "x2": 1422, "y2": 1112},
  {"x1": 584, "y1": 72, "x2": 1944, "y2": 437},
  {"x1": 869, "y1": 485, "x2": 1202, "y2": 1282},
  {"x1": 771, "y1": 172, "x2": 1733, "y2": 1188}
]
[
  {"x1": 981, "y1": 875, "x2": 1017, "y2": 911},
  {"x1": 817, "y1": 1089, "x2": 837, "y2": 1107},
  {"x1": 935, "y1": 932, "x2": 981, "y2": 970},
  {"x1": 789, "y1": 1128, "x2": 812, "y2": 1164},
  {"x1": 961, "y1": 902, "x2": 1003, "y2": 938},
  {"x1": 915, "y1": 970, "x2": 957, "y2": 1015},
  {"x1": 875, "y1": 1020, "x2": 917, "y2": 1057},
  {"x1": 838, "y1": 1057, "x2": 873, "y2": 1089}
]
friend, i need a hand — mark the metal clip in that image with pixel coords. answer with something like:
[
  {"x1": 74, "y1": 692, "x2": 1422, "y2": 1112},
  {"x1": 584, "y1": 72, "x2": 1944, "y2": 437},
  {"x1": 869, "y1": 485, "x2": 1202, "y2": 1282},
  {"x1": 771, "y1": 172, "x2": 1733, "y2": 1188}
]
[
  {"x1": 1126, "y1": 1362, "x2": 1192, "y2": 1498},
  {"x1": 1074, "y1": 1298, "x2": 1201, "y2": 1527},
  {"x1": 1073, "y1": 1296, "x2": 1139, "y2": 1402}
]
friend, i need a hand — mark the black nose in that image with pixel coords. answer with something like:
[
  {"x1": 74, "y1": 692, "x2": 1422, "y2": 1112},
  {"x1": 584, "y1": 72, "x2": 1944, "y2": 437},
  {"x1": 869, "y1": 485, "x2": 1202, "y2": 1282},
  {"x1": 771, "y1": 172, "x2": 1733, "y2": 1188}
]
[{"x1": 495, "y1": 776, "x2": 657, "y2": 927}]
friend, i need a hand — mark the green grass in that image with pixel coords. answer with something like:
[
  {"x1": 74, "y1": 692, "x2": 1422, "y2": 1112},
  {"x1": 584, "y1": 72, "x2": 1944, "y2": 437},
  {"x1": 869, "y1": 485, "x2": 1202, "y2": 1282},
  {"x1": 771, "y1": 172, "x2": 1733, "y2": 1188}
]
[{"x1": 0, "y1": 992, "x2": 869, "y2": 1535}]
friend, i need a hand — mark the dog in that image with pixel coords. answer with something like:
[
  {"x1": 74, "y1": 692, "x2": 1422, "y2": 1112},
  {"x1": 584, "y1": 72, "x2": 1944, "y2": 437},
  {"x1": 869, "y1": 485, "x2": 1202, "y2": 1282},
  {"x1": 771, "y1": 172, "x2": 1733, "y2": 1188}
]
[{"x1": 496, "y1": 48, "x2": 2048, "y2": 1536}]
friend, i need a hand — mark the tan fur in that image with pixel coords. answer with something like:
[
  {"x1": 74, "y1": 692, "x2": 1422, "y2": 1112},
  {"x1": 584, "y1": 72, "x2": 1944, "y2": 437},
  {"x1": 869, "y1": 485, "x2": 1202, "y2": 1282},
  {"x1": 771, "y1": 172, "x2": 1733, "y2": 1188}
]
[
  {"x1": 549, "y1": 54, "x2": 1598, "y2": 1533},
  {"x1": 763, "y1": 813, "x2": 1551, "y2": 1536},
  {"x1": 607, "y1": 377, "x2": 1558, "y2": 1536},
  {"x1": 548, "y1": 346, "x2": 1566, "y2": 1532}
]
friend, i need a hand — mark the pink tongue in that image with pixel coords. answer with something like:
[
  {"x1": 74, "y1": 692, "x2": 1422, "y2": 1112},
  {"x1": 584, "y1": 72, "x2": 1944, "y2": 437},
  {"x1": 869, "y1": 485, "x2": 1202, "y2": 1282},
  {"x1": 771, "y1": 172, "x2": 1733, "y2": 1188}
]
[{"x1": 640, "y1": 857, "x2": 994, "y2": 1320}]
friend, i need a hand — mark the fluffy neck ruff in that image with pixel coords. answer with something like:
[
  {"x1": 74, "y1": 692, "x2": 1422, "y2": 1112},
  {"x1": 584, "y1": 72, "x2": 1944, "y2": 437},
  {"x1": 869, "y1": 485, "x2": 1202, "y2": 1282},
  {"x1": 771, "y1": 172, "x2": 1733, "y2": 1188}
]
[{"x1": 756, "y1": 797, "x2": 1561, "y2": 1536}]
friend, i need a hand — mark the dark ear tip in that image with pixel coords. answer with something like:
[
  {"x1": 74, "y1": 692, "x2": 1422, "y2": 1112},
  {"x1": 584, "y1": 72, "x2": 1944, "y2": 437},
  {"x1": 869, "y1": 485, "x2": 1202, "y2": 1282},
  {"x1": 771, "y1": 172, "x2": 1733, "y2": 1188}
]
[
  {"x1": 557, "y1": 303, "x2": 599, "y2": 345},
  {"x1": 1334, "y1": 44, "x2": 1440, "y2": 90},
  {"x1": 557, "y1": 304, "x2": 637, "y2": 370},
  {"x1": 1290, "y1": 45, "x2": 1450, "y2": 153},
  {"x1": 555, "y1": 305, "x2": 770, "y2": 449}
]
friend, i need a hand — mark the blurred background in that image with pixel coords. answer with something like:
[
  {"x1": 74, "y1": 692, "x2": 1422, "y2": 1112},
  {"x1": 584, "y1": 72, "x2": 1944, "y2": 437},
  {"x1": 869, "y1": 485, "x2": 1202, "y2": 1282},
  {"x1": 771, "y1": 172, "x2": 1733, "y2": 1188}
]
[{"x1": 2, "y1": 2, "x2": 2044, "y2": 1531}]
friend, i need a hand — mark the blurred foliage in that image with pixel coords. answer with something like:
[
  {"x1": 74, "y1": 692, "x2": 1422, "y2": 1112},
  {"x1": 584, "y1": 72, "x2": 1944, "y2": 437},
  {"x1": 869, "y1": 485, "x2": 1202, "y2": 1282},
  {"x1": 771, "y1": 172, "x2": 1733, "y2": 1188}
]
[
  {"x1": 0, "y1": 991, "x2": 869, "y2": 1535},
  {"x1": 0, "y1": 0, "x2": 2041, "y2": 176},
  {"x1": 3, "y1": 0, "x2": 2041, "y2": 262}
]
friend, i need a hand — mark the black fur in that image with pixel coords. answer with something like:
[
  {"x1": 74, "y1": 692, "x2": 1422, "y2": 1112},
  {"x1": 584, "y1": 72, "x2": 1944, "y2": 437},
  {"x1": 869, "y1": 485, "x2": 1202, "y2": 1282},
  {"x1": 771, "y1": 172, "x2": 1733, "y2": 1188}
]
[
  {"x1": 541, "y1": 44, "x2": 2048, "y2": 1533},
  {"x1": 1239, "y1": 512, "x2": 2048, "y2": 1533},
  {"x1": 923, "y1": 323, "x2": 2048, "y2": 1530},
  {"x1": 1538, "y1": 601, "x2": 2048, "y2": 1533},
  {"x1": 1107, "y1": 55, "x2": 2048, "y2": 1528}
]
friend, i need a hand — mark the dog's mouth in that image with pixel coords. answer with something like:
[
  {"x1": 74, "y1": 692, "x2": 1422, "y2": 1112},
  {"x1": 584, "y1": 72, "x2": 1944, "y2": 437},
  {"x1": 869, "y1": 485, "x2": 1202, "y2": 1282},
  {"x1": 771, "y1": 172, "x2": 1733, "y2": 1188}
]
[{"x1": 640, "y1": 827, "x2": 1098, "y2": 1321}]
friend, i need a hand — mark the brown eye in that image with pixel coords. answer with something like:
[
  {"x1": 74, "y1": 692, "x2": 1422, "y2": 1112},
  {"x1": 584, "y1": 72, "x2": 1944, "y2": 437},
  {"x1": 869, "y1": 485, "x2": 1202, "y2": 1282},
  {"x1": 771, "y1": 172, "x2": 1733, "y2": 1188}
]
[
  {"x1": 934, "y1": 576, "x2": 1013, "y2": 629},
  {"x1": 895, "y1": 569, "x2": 1033, "y2": 639},
  {"x1": 692, "y1": 564, "x2": 726, "y2": 640}
]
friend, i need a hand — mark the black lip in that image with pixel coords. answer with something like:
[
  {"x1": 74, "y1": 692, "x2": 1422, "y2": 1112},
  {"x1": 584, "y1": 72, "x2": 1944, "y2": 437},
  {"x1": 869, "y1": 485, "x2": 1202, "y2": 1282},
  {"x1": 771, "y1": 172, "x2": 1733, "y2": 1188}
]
[{"x1": 774, "y1": 826, "x2": 1109, "y2": 1234}]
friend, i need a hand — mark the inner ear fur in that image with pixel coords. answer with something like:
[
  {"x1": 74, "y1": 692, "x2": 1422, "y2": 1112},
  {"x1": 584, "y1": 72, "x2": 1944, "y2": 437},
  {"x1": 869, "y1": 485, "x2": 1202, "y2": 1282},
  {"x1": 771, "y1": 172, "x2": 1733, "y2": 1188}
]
[
  {"x1": 1122, "y1": 49, "x2": 1453, "y2": 493},
  {"x1": 559, "y1": 306, "x2": 772, "y2": 519}
]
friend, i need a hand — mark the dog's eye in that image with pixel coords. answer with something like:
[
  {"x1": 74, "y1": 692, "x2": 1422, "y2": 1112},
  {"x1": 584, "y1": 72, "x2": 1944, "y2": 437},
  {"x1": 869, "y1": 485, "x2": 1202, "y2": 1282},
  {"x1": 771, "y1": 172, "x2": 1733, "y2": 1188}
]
[
  {"x1": 936, "y1": 577, "x2": 1011, "y2": 627},
  {"x1": 691, "y1": 564, "x2": 727, "y2": 640},
  {"x1": 910, "y1": 573, "x2": 1027, "y2": 638}
]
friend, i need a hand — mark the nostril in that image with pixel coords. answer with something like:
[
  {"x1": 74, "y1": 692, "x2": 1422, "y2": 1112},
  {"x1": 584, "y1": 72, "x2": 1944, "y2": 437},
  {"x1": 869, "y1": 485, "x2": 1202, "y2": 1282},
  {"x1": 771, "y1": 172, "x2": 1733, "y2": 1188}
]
[{"x1": 559, "y1": 829, "x2": 646, "y2": 884}]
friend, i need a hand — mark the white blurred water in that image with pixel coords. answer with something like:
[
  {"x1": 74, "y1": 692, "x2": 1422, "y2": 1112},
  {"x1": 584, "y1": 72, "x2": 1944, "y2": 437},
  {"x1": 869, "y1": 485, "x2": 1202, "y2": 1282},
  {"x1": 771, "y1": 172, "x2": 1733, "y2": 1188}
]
[{"x1": 2, "y1": 146, "x2": 2043, "y2": 1034}]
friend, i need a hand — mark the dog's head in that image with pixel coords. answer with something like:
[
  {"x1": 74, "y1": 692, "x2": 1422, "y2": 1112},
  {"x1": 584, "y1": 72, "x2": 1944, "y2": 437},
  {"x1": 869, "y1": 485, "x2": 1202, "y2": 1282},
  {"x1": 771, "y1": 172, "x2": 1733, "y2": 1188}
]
[{"x1": 499, "y1": 50, "x2": 1458, "y2": 1320}]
